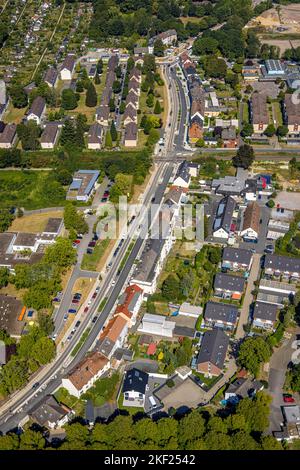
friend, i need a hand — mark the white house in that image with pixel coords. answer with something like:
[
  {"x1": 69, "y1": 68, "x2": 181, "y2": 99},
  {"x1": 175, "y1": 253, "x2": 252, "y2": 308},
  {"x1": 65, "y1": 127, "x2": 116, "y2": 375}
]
[
  {"x1": 61, "y1": 352, "x2": 110, "y2": 398},
  {"x1": 173, "y1": 161, "x2": 191, "y2": 188},
  {"x1": 97, "y1": 315, "x2": 129, "y2": 359},
  {"x1": 27, "y1": 96, "x2": 46, "y2": 125},
  {"x1": 178, "y1": 302, "x2": 203, "y2": 318},
  {"x1": 60, "y1": 54, "x2": 76, "y2": 80}
]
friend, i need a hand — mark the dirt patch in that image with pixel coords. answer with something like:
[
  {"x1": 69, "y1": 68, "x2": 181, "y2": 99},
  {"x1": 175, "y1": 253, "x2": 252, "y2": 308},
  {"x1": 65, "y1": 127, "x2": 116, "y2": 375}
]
[
  {"x1": 0, "y1": 283, "x2": 26, "y2": 300},
  {"x1": 10, "y1": 211, "x2": 63, "y2": 233},
  {"x1": 260, "y1": 39, "x2": 292, "y2": 57}
]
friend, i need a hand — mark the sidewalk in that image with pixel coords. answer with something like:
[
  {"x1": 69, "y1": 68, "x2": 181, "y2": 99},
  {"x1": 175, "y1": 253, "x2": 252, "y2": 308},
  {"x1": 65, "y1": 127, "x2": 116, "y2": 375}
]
[{"x1": 235, "y1": 253, "x2": 261, "y2": 340}]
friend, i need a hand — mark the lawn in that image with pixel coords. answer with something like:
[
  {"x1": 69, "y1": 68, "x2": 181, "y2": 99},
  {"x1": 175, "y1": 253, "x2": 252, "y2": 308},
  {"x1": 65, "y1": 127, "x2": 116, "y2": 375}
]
[
  {"x1": 81, "y1": 372, "x2": 120, "y2": 406},
  {"x1": 273, "y1": 101, "x2": 283, "y2": 127},
  {"x1": 0, "y1": 170, "x2": 66, "y2": 210},
  {"x1": 71, "y1": 328, "x2": 91, "y2": 358},
  {"x1": 3, "y1": 102, "x2": 26, "y2": 124},
  {"x1": 9, "y1": 210, "x2": 63, "y2": 233},
  {"x1": 54, "y1": 387, "x2": 85, "y2": 416},
  {"x1": 81, "y1": 238, "x2": 110, "y2": 271}
]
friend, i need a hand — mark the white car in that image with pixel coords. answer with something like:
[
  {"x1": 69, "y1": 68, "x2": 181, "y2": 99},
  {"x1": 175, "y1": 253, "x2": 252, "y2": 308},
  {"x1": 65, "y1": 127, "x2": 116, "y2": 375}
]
[{"x1": 87, "y1": 300, "x2": 92, "y2": 306}]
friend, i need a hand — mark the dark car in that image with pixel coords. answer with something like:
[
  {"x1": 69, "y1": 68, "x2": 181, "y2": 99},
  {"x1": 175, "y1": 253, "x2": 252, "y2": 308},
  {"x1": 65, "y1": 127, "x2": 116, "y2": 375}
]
[
  {"x1": 86, "y1": 248, "x2": 93, "y2": 254},
  {"x1": 92, "y1": 316, "x2": 98, "y2": 323},
  {"x1": 72, "y1": 299, "x2": 80, "y2": 304},
  {"x1": 32, "y1": 382, "x2": 40, "y2": 389},
  {"x1": 104, "y1": 191, "x2": 109, "y2": 197},
  {"x1": 93, "y1": 233, "x2": 99, "y2": 241},
  {"x1": 265, "y1": 244, "x2": 274, "y2": 254},
  {"x1": 75, "y1": 321, "x2": 81, "y2": 328},
  {"x1": 73, "y1": 293, "x2": 82, "y2": 299},
  {"x1": 84, "y1": 306, "x2": 89, "y2": 313},
  {"x1": 68, "y1": 308, "x2": 77, "y2": 314},
  {"x1": 92, "y1": 292, "x2": 97, "y2": 299},
  {"x1": 101, "y1": 197, "x2": 108, "y2": 203},
  {"x1": 88, "y1": 241, "x2": 96, "y2": 247}
]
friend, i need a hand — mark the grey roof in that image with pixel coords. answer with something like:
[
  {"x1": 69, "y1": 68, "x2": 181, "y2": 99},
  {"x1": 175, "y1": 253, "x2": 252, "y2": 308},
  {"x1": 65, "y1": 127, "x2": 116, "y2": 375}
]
[
  {"x1": 44, "y1": 67, "x2": 58, "y2": 86},
  {"x1": 40, "y1": 122, "x2": 59, "y2": 144},
  {"x1": 204, "y1": 301, "x2": 239, "y2": 324},
  {"x1": 253, "y1": 301, "x2": 278, "y2": 322},
  {"x1": 222, "y1": 247, "x2": 252, "y2": 267},
  {"x1": 265, "y1": 59, "x2": 285, "y2": 74},
  {"x1": 124, "y1": 104, "x2": 137, "y2": 121},
  {"x1": 0, "y1": 123, "x2": 16, "y2": 144},
  {"x1": 221, "y1": 126, "x2": 236, "y2": 140},
  {"x1": 226, "y1": 377, "x2": 263, "y2": 398},
  {"x1": 123, "y1": 368, "x2": 149, "y2": 394},
  {"x1": 44, "y1": 217, "x2": 62, "y2": 234},
  {"x1": 30, "y1": 395, "x2": 71, "y2": 427},
  {"x1": 97, "y1": 336, "x2": 115, "y2": 358},
  {"x1": 126, "y1": 90, "x2": 138, "y2": 106},
  {"x1": 69, "y1": 170, "x2": 100, "y2": 196},
  {"x1": 265, "y1": 254, "x2": 300, "y2": 274},
  {"x1": 96, "y1": 105, "x2": 109, "y2": 121},
  {"x1": 197, "y1": 328, "x2": 229, "y2": 370},
  {"x1": 175, "y1": 160, "x2": 190, "y2": 184},
  {"x1": 62, "y1": 54, "x2": 76, "y2": 72},
  {"x1": 28, "y1": 96, "x2": 45, "y2": 118},
  {"x1": 214, "y1": 272, "x2": 245, "y2": 293},
  {"x1": 88, "y1": 122, "x2": 103, "y2": 144},
  {"x1": 283, "y1": 405, "x2": 300, "y2": 424},
  {"x1": 124, "y1": 122, "x2": 137, "y2": 141},
  {"x1": 212, "y1": 175, "x2": 246, "y2": 195},
  {"x1": 213, "y1": 196, "x2": 236, "y2": 234}
]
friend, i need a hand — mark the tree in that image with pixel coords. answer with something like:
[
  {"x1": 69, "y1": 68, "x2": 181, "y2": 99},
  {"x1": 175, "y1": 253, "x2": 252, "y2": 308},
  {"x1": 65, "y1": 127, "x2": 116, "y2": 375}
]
[
  {"x1": 267, "y1": 199, "x2": 275, "y2": 208},
  {"x1": 154, "y1": 39, "x2": 164, "y2": 57},
  {"x1": 264, "y1": 124, "x2": 276, "y2": 137},
  {"x1": 0, "y1": 433, "x2": 19, "y2": 450},
  {"x1": 261, "y1": 435, "x2": 283, "y2": 450},
  {"x1": 96, "y1": 58, "x2": 103, "y2": 74},
  {"x1": 237, "y1": 392, "x2": 272, "y2": 433},
  {"x1": 19, "y1": 430, "x2": 45, "y2": 450},
  {"x1": 94, "y1": 73, "x2": 100, "y2": 85},
  {"x1": 147, "y1": 128, "x2": 160, "y2": 146},
  {"x1": 204, "y1": 56, "x2": 227, "y2": 79},
  {"x1": 17, "y1": 121, "x2": 41, "y2": 151},
  {"x1": 110, "y1": 173, "x2": 132, "y2": 202},
  {"x1": 112, "y1": 80, "x2": 121, "y2": 94},
  {"x1": 56, "y1": 169, "x2": 73, "y2": 186},
  {"x1": 109, "y1": 98, "x2": 115, "y2": 112},
  {"x1": 32, "y1": 337, "x2": 56, "y2": 364},
  {"x1": 64, "y1": 204, "x2": 88, "y2": 234},
  {"x1": 61, "y1": 89, "x2": 78, "y2": 110},
  {"x1": 110, "y1": 121, "x2": 118, "y2": 142},
  {"x1": 37, "y1": 311, "x2": 54, "y2": 336},
  {"x1": 0, "y1": 267, "x2": 9, "y2": 288},
  {"x1": 162, "y1": 274, "x2": 181, "y2": 301},
  {"x1": 277, "y1": 125, "x2": 288, "y2": 137},
  {"x1": 60, "y1": 120, "x2": 76, "y2": 146},
  {"x1": 241, "y1": 123, "x2": 254, "y2": 137},
  {"x1": 0, "y1": 357, "x2": 28, "y2": 396},
  {"x1": 193, "y1": 37, "x2": 219, "y2": 56},
  {"x1": 238, "y1": 337, "x2": 271, "y2": 377},
  {"x1": 232, "y1": 144, "x2": 255, "y2": 169},
  {"x1": 9, "y1": 85, "x2": 28, "y2": 108},
  {"x1": 44, "y1": 238, "x2": 77, "y2": 268},
  {"x1": 0, "y1": 210, "x2": 14, "y2": 233},
  {"x1": 146, "y1": 93, "x2": 154, "y2": 108},
  {"x1": 85, "y1": 82, "x2": 97, "y2": 107},
  {"x1": 154, "y1": 99, "x2": 162, "y2": 114},
  {"x1": 119, "y1": 101, "x2": 126, "y2": 114},
  {"x1": 105, "y1": 130, "x2": 113, "y2": 148},
  {"x1": 178, "y1": 410, "x2": 205, "y2": 448}
]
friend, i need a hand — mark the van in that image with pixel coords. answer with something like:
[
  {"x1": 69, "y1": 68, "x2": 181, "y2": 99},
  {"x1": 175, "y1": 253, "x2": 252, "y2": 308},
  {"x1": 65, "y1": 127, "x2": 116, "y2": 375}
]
[{"x1": 149, "y1": 396, "x2": 156, "y2": 408}]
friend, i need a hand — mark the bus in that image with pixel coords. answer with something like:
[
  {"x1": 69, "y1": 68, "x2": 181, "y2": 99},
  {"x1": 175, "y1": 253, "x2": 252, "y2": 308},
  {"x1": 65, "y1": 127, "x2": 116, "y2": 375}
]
[{"x1": 18, "y1": 306, "x2": 26, "y2": 322}]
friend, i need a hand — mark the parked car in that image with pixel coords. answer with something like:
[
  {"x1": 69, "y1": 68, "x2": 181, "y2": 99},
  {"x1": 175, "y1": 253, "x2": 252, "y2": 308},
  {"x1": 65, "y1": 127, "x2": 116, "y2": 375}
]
[
  {"x1": 92, "y1": 292, "x2": 97, "y2": 299},
  {"x1": 67, "y1": 335, "x2": 72, "y2": 342},
  {"x1": 75, "y1": 321, "x2": 81, "y2": 328},
  {"x1": 77, "y1": 234, "x2": 83, "y2": 239},
  {"x1": 73, "y1": 293, "x2": 82, "y2": 300},
  {"x1": 68, "y1": 308, "x2": 77, "y2": 314},
  {"x1": 283, "y1": 394, "x2": 295, "y2": 403},
  {"x1": 265, "y1": 244, "x2": 274, "y2": 254},
  {"x1": 95, "y1": 286, "x2": 100, "y2": 293},
  {"x1": 86, "y1": 248, "x2": 94, "y2": 254},
  {"x1": 63, "y1": 313, "x2": 68, "y2": 321},
  {"x1": 72, "y1": 299, "x2": 79, "y2": 304},
  {"x1": 92, "y1": 316, "x2": 98, "y2": 323},
  {"x1": 88, "y1": 241, "x2": 96, "y2": 247},
  {"x1": 74, "y1": 239, "x2": 81, "y2": 244},
  {"x1": 101, "y1": 197, "x2": 108, "y2": 203},
  {"x1": 32, "y1": 382, "x2": 40, "y2": 389},
  {"x1": 84, "y1": 306, "x2": 89, "y2": 313}
]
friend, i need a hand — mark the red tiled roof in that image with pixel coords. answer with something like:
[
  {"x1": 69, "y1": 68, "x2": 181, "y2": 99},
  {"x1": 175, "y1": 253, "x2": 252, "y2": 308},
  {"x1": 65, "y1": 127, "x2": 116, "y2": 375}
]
[{"x1": 147, "y1": 343, "x2": 157, "y2": 355}]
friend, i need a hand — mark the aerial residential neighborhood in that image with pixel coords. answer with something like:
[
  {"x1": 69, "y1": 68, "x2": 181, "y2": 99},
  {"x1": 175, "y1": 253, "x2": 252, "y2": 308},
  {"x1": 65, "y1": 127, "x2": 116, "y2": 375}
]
[{"x1": 0, "y1": 0, "x2": 300, "y2": 457}]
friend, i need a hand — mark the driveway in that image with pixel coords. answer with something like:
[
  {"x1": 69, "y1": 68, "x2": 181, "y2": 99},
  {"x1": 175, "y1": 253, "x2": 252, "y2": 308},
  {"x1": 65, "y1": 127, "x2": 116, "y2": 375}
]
[
  {"x1": 235, "y1": 254, "x2": 261, "y2": 339},
  {"x1": 268, "y1": 329, "x2": 300, "y2": 433}
]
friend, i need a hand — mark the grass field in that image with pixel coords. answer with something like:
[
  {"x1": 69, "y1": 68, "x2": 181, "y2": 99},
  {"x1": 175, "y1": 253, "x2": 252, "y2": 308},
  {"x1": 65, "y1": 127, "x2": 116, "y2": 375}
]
[
  {"x1": 81, "y1": 238, "x2": 110, "y2": 271},
  {"x1": 4, "y1": 102, "x2": 26, "y2": 124},
  {"x1": 0, "y1": 170, "x2": 66, "y2": 210},
  {"x1": 9, "y1": 210, "x2": 63, "y2": 232}
]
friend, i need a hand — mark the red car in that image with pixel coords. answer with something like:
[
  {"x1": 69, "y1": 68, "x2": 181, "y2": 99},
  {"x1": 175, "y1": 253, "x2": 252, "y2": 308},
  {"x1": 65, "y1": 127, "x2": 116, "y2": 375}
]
[
  {"x1": 72, "y1": 299, "x2": 80, "y2": 304},
  {"x1": 88, "y1": 241, "x2": 96, "y2": 247},
  {"x1": 104, "y1": 191, "x2": 109, "y2": 197},
  {"x1": 74, "y1": 239, "x2": 81, "y2": 244},
  {"x1": 84, "y1": 306, "x2": 89, "y2": 313},
  {"x1": 92, "y1": 292, "x2": 97, "y2": 299},
  {"x1": 283, "y1": 395, "x2": 295, "y2": 403}
]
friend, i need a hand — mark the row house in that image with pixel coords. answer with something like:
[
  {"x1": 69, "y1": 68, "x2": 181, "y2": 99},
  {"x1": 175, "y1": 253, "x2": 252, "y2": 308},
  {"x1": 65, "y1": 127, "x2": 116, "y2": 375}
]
[
  {"x1": 252, "y1": 301, "x2": 279, "y2": 330},
  {"x1": 213, "y1": 196, "x2": 236, "y2": 240},
  {"x1": 204, "y1": 301, "x2": 239, "y2": 331},
  {"x1": 250, "y1": 92, "x2": 269, "y2": 134},
  {"x1": 283, "y1": 94, "x2": 300, "y2": 135},
  {"x1": 222, "y1": 247, "x2": 253, "y2": 273},
  {"x1": 264, "y1": 254, "x2": 300, "y2": 282},
  {"x1": 196, "y1": 328, "x2": 229, "y2": 377},
  {"x1": 214, "y1": 272, "x2": 245, "y2": 301},
  {"x1": 240, "y1": 201, "x2": 260, "y2": 242}
]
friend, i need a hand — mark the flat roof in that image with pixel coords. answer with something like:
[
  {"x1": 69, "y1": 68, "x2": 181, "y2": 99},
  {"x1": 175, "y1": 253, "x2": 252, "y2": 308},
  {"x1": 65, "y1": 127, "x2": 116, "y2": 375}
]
[{"x1": 0, "y1": 294, "x2": 25, "y2": 337}]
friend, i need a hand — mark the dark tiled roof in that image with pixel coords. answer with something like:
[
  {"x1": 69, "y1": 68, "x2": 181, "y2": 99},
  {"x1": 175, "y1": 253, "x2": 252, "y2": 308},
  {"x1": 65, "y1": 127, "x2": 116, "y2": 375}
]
[
  {"x1": 40, "y1": 122, "x2": 59, "y2": 143},
  {"x1": 214, "y1": 273, "x2": 245, "y2": 292},
  {"x1": 213, "y1": 196, "x2": 236, "y2": 234},
  {"x1": 28, "y1": 96, "x2": 46, "y2": 118},
  {"x1": 88, "y1": 122, "x2": 103, "y2": 144},
  {"x1": 197, "y1": 328, "x2": 229, "y2": 369},
  {"x1": 122, "y1": 368, "x2": 148, "y2": 394},
  {"x1": 0, "y1": 123, "x2": 16, "y2": 144},
  {"x1": 44, "y1": 67, "x2": 58, "y2": 86},
  {"x1": 124, "y1": 122, "x2": 137, "y2": 141},
  {"x1": 205, "y1": 301, "x2": 239, "y2": 324},
  {"x1": 265, "y1": 254, "x2": 300, "y2": 273},
  {"x1": 62, "y1": 54, "x2": 76, "y2": 72},
  {"x1": 253, "y1": 301, "x2": 278, "y2": 322},
  {"x1": 222, "y1": 247, "x2": 252, "y2": 266}
]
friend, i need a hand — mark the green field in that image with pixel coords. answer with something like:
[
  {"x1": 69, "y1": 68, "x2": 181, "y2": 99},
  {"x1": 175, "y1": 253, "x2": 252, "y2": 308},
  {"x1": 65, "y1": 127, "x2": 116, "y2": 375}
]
[
  {"x1": 0, "y1": 170, "x2": 67, "y2": 210},
  {"x1": 81, "y1": 238, "x2": 110, "y2": 271}
]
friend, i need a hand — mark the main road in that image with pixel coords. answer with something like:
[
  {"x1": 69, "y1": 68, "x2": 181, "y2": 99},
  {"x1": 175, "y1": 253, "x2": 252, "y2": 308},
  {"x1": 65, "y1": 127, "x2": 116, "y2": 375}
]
[{"x1": 0, "y1": 62, "x2": 183, "y2": 434}]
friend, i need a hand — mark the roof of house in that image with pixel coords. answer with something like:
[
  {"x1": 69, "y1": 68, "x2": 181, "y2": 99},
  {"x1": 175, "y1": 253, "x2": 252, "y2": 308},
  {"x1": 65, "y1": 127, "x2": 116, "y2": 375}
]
[
  {"x1": 126, "y1": 90, "x2": 138, "y2": 105},
  {"x1": 87, "y1": 122, "x2": 103, "y2": 144},
  {"x1": 221, "y1": 126, "x2": 236, "y2": 140},
  {"x1": 226, "y1": 377, "x2": 263, "y2": 398},
  {"x1": 197, "y1": 328, "x2": 229, "y2": 370},
  {"x1": 28, "y1": 96, "x2": 46, "y2": 118},
  {"x1": 0, "y1": 123, "x2": 16, "y2": 144},
  {"x1": 30, "y1": 395, "x2": 71, "y2": 427},
  {"x1": 44, "y1": 67, "x2": 58, "y2": 86},
  {"x1": 13, "y1": 232, "x2": 37, "y2": 247},
  {"x1": 285, "y1": 94, "x2": 300, "y2": 125},
  {"x1": 40, "y1": 122, "x2": 59, "y2": 144},
  {"x1": 122, "y1": 368, "x2": 149, "y2": 394},
  {"x1": 0, "y1": 294, "x2": 25, "y2": 337},
  {"x1": 264, "y1": 254, "x2": 300, "y2": 273},
  {"x1": 251, "y1": 92, "x2": 269, "y2": 125},
  {"x1": 115, "y1": 284, "x2": 143, "y2": 319},
  {"x1": 189, "y1": 121, "x2": 203, "y2": 139},
  {"x1": 222, "y1": 247, "x2": 252, "y2": 266},
  {"x1": 242, "y1": 201, "x2": 260, "y2": 234},
  {"x1": 163, "y1": 187, "x2": 184, "y2": 206},
  {"x1": 253, "y1": 301, "x2": 278, "y2": 322},
  {"x1": 66, "y1": 351, "x2": 109, "y2": 391},
  {"x1": 213, "y1": 196, "x2": 236, "y2": 234},
  {"x1": 174, "y1": 160, "x2": 190, "y2": 184},
  {"x1": 96, "y1": 105, "x2": 110, "y2": 121},
  {"x1": 62, "y1": 54, "x2": 76, "y2": 72},
  {"x1": 179, "y1": 302, "x2": 203, "y2": 316},
  {"x1": 283, "y1": 405, "x2": 300, "y2": 424},
  {"x1": 69, "y1": 170, "x2": 100, "y2": 197},
  {"x1": 124, "y1": 122, "x2": 138, "y2": 141},
  {"x1": 204, "y1": 301, "x2": 239, "y2": 324},
  {"x1": 98, "y1": 315, "x2": 128, "y2": 356},
  {"x1": 158, "y1": 29, "x2": 177, "y2": 40},
  {"x1": 214, "y1": 272, "x2": 245, "y2": 292},
  {"x1": 124, "y1": 104, "x2": 137, "y2": 121}
]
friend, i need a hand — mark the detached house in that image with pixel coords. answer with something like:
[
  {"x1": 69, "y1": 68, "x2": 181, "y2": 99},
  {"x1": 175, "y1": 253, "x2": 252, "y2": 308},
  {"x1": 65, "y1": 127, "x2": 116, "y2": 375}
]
[
  {"x1": 213, "y1": 196, "x2": 236, "y2": 240},
  {"x1": 0, "y1": 123, "x2": 17, "y2": 149},
  {"x1": 27, "y1": 96, "x2": 46, "y2": 125},
  {"x1": 40, "y1": 122, "x2": 60, "y2": 149},
  {"x1": 284, "y1": 94, "x2": 300, "y2": 135},
  {"x1": 60, "y1": 54, "x2": 76, "y2": 80},
  {"x1": 30, "y1": 395, "x2": 74, "y2": 430},
  {"x1": 240, "y1": 201, "x2": 260, "y2": 242},
  {"x1": 44, "y1": 67, "x2": 58, "y2": 88},
  {"x1": 173, "y1": 161, "x2": 191, "y2": 188},
  {"x1": 122, "y1": 368, "x2": 149, "y2": 408},
  {"x1": 250, "y1": 92, "x2": 269, "y2": 134},
  {"x1": 197, "y1": 328, "x2": 229, "y2": 377},
  {"x1": 62, "y1": 351, "x2": 110, "y2": 398},
  {"x1": 124, "y1": 122, "x2": 138, "y2": 147},
  {"x1": 204, "y1": 301, "x2": 239, "y2": 330},
  {"x1": 87, "y1": 122, "x2": 103, "y2": 150}
]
